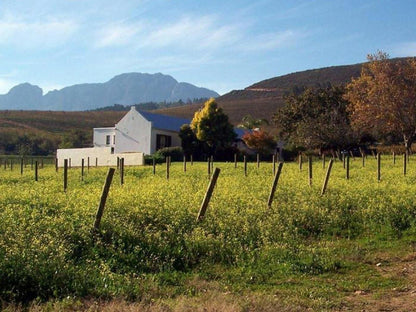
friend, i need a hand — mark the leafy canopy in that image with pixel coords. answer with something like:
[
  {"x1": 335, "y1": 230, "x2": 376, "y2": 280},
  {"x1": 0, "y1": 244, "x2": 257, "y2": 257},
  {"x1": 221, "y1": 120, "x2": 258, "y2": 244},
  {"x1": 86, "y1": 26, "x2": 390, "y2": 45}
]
[
  {"x1": 345, "y1": 51, "x2": 416, "y2": 149},
  {"x1": 190, "y1": 98, "x2": 236, "y2": 151},
  {"x1": 273, "y1": 86, "x2": 355, "y2": 151}
]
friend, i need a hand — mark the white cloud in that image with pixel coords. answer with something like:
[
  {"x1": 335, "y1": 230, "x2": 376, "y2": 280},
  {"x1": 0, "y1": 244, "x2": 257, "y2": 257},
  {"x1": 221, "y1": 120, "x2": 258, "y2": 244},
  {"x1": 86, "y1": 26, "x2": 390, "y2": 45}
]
[
  {"x1": 140, "y1": 16, "x2": 241, "y2": 50},
  {"x1": 0, "y1": 14, "x2": 78, "y2": 49},
  {"x1": 392, "y1": 41, "x2": 416, "y2": 57},
  {"x1": 94, "y1": 22, "x2": 142, "y2": 48},
  {"x1": 240, "y1": 30, "x2": 301, "y2": 52}
]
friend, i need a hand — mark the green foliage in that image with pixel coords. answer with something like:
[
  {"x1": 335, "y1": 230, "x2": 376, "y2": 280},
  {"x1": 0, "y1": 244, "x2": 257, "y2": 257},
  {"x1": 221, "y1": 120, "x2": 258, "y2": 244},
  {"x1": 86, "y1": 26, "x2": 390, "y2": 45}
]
[
  {"x1": 190, "y1": 98, "x2": 236, "y2": 154},
  {"x1": 274, "y1": 86, "x2": 356, "y2": 151},
  {"x1": 59, "y1": 129, "x2": 91, "y2": 148},
  {"x1": 154, "y1": 146, "x2": 184, "y2": 161},
  {"x1": 178, "y1": 124, "x2": 204, "y2": 158}
]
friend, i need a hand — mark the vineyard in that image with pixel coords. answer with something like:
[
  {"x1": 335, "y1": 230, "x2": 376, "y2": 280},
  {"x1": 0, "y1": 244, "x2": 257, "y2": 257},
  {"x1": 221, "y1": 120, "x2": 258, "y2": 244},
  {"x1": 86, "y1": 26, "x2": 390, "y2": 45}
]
[{"x1": 1, "y1": 156, "x2": 416, "y2": 311}]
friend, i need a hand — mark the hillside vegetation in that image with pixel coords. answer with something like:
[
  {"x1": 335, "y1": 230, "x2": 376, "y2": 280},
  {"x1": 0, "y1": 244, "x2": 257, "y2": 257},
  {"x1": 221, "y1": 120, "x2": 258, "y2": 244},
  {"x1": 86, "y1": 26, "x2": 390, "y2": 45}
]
[
  {"x1": 156, "y1": 63, "x2": 363, "y2": 125},
  {"x1": 0, "y1": 61, "x2": 369, "y2": 154}
]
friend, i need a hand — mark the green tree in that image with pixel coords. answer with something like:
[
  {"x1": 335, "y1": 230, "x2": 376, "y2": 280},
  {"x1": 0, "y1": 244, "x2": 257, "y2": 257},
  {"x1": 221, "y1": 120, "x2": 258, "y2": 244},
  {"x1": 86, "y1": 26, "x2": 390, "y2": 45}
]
[
  {"x1": 190, "y1": 98, "x2": 236, "y2": 155},
  {"x1": 178, "y1": 124, "x2": 204, "y2": 158},
  {"x1": 59, "y1": 129, "x2": 90, "y2": 149},
  {"x1": 273, "y1": 86, "x2": 355, "y2": 152},
  {"x1": 345, "y1": 51, "x2": 416, "y2": 152}
]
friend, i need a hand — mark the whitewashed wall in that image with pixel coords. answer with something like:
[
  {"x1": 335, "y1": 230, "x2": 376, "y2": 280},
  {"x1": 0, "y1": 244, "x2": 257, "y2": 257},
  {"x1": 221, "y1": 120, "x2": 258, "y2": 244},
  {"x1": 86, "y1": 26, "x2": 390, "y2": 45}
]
[
  {"x1": 93, "y1": 128, "x2": 116, "y2": 147},
  {"x1": 56, "y1": 147, "x2": 143, "y2": 167},
  {"x1": 115, "y1": 107, "x2": 152, "y2": 154}
]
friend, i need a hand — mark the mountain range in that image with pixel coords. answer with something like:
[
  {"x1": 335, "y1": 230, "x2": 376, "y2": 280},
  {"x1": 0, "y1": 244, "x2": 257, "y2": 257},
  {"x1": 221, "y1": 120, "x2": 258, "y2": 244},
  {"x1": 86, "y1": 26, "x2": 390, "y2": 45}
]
[{"x1": 0, "y1": 73, "x2": 219, "y2": 111}]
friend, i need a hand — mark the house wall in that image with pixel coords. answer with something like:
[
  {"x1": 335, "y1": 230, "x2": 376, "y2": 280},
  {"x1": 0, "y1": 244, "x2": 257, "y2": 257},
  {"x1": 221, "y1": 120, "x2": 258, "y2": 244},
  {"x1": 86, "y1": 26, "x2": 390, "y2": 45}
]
[
  {"x1": 56, "y1": 147, "x2": 144, "y2": 167},
  {"x1": 115, "y1": 108, "x2": 152, "y2": 154},
  {"x1": 151, "y1": 128, "x2": 182, "y2": 154},
  {"x1": 93, "y1": 128, "x2": 116, "y2": 148}
]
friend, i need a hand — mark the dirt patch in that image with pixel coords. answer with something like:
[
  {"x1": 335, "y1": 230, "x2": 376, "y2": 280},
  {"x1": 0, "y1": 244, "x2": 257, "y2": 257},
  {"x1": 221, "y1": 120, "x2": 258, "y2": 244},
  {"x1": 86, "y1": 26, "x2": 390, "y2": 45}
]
[{"x1": 342, "y1": 252, "x2": 416, "y2": 311}]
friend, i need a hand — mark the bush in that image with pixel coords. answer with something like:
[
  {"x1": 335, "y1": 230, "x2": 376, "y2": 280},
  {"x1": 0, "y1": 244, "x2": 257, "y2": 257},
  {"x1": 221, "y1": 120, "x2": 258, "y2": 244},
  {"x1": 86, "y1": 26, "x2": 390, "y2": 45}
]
[{"x1": 154, "y1": 146, "x2": 184, "y2": 161}]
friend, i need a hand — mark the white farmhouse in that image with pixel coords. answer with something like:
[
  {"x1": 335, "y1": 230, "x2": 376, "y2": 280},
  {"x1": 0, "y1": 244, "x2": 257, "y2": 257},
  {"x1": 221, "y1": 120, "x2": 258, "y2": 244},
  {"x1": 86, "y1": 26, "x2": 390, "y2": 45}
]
[
  {"x1": 93, "y1": 106, "x2": 190, "y2": 154},
  {"x1": 57, "y1": 106, "x2": 190, "y2": 167}
]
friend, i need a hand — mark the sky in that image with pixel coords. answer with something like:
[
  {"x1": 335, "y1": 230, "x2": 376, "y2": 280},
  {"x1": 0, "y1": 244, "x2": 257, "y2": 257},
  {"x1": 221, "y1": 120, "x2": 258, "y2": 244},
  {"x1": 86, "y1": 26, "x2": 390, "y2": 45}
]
[{"x1": 0, "y1": 0, "x2": 416, "y2": 95}]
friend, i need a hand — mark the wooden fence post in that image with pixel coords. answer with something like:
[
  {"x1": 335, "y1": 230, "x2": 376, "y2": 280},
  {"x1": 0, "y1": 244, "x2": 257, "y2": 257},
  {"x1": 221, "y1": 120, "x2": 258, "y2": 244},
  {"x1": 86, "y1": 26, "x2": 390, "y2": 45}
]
[
  {"x1": 272, "y1": 154, "x2": 276, "y2": 176},
  {"x1": 308, "y1": 156, "x2": 313, "y2": 186},
  {"x1": 20, "y1": 158, "x2": 23, "y2": 175},
  {"x1": 93, "y1": 168, "x2": 115, "y2": 230},
  {"x1": 96, "y1": 157, "x2": 98, "y2": 167},
  {"x1": 299, "y1": 153, "x2": 302, "y2": 171},
  {"x1": 35, "y1": 161, "x2": 38, "y2": 182},
  {"x1": 377, "y1": 153, "x2": 381, "y2": 182},
  {"x1": 81, "y1": 158, "x2": 85, "y2": 181},
  {"x1": 267, "y1": 162, "x2": 284, "y2": 208},
  {"x1": 257, "y1": 153, "x2": 260, "y2": 168},
  {"x1": 244, "y1": 155, "x2": 247, "y2": 177},
  {"x1": 87, "y1": 157, "x2": 90, "y2": 171},
  {"x1": 393, "y1": 152, "x2": 396, "y2": 165},
  {"x1": 346, "y1": 155, "x2": 350, "y2": 180},
  {"x1": 404, "y1": 153, "x2": 407, "y2": 176},
  {"x1": 196, "y1": 168, "x2": 221, "y2": 222},
  {"x1": 153, "y1": 157, "x2": 156, "y2": 175},
  {"x1": 321, "y1": 159, "x2": 334, "y2": 195},
  {"x1": 120, "y1": 158, "x2": 124, "y2": 185},
  {"x1": 64, "y1": 159, "x2": 68, "y2": 192},
  {"x1": 166, "y1": 156, "x2": 170, "y2": 180},
  {"x1": 55, "y1": 158, "x2": 58, "y2": 172},
  {"x1": 234, "y1": 153, "x2": 237, "y2": 168}
]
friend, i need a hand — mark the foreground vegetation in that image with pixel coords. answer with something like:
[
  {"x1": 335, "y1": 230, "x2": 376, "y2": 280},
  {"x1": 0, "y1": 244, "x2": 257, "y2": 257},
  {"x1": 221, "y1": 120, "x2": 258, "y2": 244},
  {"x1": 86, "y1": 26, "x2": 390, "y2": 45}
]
[{"x1": 1, "y1": 157, "x2": 416, "y2": 310}]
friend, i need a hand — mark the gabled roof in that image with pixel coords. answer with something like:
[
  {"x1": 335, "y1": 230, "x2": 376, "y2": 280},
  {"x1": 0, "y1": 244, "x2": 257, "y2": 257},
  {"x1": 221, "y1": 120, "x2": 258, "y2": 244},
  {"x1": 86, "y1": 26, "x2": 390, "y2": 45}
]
[{"x1": 139, "y1": 110, "x2": 190, "y2": 132}]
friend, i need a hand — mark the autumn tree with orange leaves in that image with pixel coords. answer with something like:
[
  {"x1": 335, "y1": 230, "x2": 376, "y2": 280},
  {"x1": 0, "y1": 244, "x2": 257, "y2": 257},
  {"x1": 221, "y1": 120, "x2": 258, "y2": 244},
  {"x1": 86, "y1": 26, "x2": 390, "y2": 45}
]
[{"x1": 345, "y1": 51, "x2": 416, "y2": 152}]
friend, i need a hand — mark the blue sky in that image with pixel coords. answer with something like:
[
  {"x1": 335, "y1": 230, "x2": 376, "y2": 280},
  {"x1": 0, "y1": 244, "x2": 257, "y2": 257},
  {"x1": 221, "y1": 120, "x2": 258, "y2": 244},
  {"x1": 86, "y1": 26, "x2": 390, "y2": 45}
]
[{"x1": 0, "y1": 0, "x2": 415, "y2": 95}]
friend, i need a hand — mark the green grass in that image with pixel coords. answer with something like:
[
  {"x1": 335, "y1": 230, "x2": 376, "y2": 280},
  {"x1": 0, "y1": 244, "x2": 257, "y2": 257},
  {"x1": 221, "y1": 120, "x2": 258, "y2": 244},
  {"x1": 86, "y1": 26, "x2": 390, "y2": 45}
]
[{"x1": 0, "y1": 156, "x2": 415, "y2": 310}]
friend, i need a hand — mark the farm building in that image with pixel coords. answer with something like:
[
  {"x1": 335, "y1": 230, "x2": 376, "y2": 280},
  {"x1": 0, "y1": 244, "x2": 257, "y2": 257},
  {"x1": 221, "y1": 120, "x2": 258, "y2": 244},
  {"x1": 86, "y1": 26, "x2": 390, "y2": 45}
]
[
  {"x1": 57, "y1": 106, "x2": 248, "y2": 167},
  {"x1": 93, "y1": 106, "x2": 190, "y2": 155},
  {"x1": 57, "y1": 107, "x2": 190, "y2": 167}
]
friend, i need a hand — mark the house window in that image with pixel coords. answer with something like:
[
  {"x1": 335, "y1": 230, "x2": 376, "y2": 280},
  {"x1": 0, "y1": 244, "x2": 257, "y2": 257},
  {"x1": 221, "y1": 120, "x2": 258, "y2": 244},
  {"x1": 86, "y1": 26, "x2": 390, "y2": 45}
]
[
  {"x1": 106, "y1": 135, "x2": 110, "y2": 145},
  {"x1": 113, "y1": 135, "x2": 116, "y2": 145},
  {"x1": 156, "y1": 134, "x2": 172, "y2": 150}
]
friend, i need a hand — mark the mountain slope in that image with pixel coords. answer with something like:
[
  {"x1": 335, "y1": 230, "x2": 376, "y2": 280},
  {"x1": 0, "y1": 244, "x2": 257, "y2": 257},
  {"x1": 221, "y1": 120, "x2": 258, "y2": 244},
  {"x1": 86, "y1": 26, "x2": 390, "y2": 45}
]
[
  {"x1": 0, "y1": 73, "x2": 219, "y2": 111},
  {"x1": 155, "y1": 63, "x2": 364, "y2": 125}
]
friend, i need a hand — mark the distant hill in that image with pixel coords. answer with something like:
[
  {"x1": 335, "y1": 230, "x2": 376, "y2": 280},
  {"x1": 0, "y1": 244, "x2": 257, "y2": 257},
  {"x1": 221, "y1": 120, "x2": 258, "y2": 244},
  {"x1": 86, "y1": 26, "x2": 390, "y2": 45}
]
[
  {"x1": 155, "y1": 63, "x2": 363, "y2": 126},
  {"x1": 0, "y1": 73, "x2": 219, "y2": 111}
]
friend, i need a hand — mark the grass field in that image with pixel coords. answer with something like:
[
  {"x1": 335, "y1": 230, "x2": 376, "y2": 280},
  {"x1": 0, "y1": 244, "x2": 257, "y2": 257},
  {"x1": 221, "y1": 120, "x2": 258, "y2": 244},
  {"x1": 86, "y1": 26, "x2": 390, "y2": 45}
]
[{"x1": 1, "y1": 156, "x2": 416, "y2": 311}]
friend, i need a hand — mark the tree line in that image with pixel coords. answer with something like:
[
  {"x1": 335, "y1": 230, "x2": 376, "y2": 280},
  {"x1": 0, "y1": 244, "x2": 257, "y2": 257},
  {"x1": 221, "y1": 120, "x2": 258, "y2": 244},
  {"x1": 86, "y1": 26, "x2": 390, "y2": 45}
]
[
  {"x1": 274, "y1": 52, "x2": 416, "y2": 155},
  {"x1": 182, "y1": 52, "x2": 416, "y2": 160}
]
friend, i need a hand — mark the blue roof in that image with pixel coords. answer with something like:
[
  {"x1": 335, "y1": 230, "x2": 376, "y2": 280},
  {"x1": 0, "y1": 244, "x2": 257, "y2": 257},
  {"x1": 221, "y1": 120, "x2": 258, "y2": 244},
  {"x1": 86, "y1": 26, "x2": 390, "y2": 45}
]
[{"x1": 139, "y1": 110, "x2": 190, "y2": 132}]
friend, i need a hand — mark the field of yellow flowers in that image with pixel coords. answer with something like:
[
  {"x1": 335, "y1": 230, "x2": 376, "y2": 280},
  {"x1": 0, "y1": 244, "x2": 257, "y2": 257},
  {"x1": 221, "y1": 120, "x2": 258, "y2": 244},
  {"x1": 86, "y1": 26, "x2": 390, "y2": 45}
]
[{"x1": 0, "y1": 156, "x2": 415, "y2": 310}]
